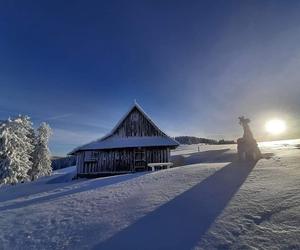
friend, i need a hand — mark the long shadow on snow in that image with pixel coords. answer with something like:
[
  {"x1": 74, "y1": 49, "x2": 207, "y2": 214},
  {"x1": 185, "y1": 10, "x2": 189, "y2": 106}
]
[
  {"x1": 0, "y1": 167, "x2": 78, "y2": 203},
  {"x1": 95, "y1": 159, "x2": 257, "y2": 250},
  {"x1": 0, "y1": 172, "x2": 148, "y2": 212},
  {"x1": 172, "y1": 148, "x2": 236, "y2": 167}
]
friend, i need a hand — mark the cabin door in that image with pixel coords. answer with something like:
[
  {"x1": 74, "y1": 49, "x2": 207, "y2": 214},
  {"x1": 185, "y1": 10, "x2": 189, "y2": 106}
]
[{"x1": 134, "y1": 148, "x2": 146, "y2": 171}]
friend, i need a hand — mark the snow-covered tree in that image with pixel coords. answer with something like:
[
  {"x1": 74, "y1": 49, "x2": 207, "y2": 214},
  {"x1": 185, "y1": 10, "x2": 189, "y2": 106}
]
[
  {"x1": 29, "y1": 122, "x2": 52, "y2": 180},
  {"x1": 0, "y1": 116, "x2": 34, "y2": 185}
]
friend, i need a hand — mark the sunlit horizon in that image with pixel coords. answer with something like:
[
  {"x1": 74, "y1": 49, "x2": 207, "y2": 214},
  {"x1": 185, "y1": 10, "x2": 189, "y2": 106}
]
[{"x1": 265, "y1": 119, "x2": 287, "y2": 135}]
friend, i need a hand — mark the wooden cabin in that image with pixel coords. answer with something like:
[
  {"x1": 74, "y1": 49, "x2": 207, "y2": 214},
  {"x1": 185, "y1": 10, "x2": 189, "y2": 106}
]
[{"x1": 69, "y1": 102, "x2": 179, "y2": 177}]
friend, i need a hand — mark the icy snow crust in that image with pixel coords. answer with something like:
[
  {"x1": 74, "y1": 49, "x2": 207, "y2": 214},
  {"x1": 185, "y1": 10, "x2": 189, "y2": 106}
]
[{"x1": 0, "y1": 140, "x2": 299, "y2": 249}]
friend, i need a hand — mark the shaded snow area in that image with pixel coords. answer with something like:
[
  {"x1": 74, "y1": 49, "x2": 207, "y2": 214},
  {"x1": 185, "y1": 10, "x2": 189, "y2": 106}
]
[{"x1": 0, "y1": 140, "x2": 299, "y2": 250}]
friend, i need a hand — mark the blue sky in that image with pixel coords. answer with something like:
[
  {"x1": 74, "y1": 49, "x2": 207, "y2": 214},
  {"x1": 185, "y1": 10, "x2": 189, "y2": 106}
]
[{"x1": 1, "y1": 0, "x2": 300, "y2": 156}]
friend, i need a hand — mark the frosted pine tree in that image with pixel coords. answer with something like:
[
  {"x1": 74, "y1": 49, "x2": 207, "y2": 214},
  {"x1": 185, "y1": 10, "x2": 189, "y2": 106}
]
[
  {"x1": 0, "y1": 116, "x2": 34, "y2": 185},
  {"x1": 30, "y1": 122, "x2": 52, "y2": 180},
  {"x1": 0, "y1": 121, "x2": 10, "y2": 184}
]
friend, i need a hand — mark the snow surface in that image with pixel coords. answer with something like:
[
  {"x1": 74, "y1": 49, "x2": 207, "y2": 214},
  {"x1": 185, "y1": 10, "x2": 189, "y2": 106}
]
[{"x1": 0, "y1": 140, "x2": 299, "y2": 249}]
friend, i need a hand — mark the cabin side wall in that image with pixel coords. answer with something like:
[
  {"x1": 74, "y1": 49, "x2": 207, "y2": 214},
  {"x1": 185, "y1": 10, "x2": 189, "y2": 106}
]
[{"x1": 76, "y1": 147, "x2": 171, "y2": 175}]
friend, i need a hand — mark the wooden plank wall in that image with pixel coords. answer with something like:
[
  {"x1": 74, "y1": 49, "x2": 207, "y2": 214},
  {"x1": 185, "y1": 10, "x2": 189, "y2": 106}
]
[
  {"x1": 112, "y1": 108, "x2": 164, "y2": 137},
  {"x1": 76, "y1": 147, "x2": 171, "y2": 174}
]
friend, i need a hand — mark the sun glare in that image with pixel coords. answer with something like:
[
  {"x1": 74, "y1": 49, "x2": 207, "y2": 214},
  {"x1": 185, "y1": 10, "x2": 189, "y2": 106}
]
[{"x1": 265, "y1": 119, "x2": 286, "y2": 135}]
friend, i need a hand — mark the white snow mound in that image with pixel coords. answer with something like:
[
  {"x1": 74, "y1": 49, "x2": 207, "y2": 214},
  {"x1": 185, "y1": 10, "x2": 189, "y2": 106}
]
[{"x1": 0, "y1": 140, "x2": 299, "y2": 249}]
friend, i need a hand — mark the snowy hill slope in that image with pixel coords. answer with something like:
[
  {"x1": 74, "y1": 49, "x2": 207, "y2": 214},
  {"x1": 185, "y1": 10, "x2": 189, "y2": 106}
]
[{"x1": 0, "y1": 140, "x2": 299, "y2": 249}]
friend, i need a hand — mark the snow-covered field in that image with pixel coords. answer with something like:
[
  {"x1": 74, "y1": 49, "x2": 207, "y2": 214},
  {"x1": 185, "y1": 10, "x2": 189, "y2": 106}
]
[{"x1": 0, "y1": 140, "x2": 299, "y2": 250}]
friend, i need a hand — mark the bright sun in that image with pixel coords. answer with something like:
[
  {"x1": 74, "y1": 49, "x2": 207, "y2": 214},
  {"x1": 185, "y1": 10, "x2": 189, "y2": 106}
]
[{"x1": 265, "y1": 119, "x2": 286, "y2": 135}]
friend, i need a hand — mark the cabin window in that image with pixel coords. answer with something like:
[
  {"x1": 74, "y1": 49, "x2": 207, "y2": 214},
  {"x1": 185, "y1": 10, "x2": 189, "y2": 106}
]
[
  {"x1": 84, "y1": 161, "x2": 97, "y2": 173},
  {"x1": 91, "y1": 151, "x2": 99, "y2": 160},
  {"x1": 85, "y1": 151, "x2": 99, "y2": 162}
]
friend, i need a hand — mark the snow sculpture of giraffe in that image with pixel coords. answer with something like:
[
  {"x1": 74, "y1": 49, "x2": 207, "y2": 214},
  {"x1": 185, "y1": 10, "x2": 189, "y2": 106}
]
[{"x1": 237, "y1": 116, "x2": 261, "y2": 161}]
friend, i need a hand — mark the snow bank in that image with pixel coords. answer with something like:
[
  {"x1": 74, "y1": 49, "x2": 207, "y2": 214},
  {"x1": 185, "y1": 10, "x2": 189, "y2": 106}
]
[{"x1": 0, "y1": 140, "x2": 299, "y2": 249}]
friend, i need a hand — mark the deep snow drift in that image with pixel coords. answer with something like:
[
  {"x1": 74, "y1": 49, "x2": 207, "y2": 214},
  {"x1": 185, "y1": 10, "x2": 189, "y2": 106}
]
[{"x1": 0, "y1": 140, "x2": 299, "y2": 249}]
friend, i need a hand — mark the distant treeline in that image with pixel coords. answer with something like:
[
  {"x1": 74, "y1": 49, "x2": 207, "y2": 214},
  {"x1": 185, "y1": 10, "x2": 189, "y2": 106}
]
[
  {"x1": 175, "y1": 136, "x2": 236, "y2": 145},
  {"x1": 51, "y1": 156, "x2": 76, "y2": 170}
]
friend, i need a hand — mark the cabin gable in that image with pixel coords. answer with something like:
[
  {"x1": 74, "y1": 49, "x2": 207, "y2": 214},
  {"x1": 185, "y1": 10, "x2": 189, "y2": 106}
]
[{"x1": 109, "y1": 107, "x2": 164, "y2": 138}]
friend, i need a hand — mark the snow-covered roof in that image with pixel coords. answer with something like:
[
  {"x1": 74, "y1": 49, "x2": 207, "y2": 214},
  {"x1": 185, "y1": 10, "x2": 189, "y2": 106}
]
[
  {"x1": 70, "y1": 136, "x2": 178, "y2": 153},
  {"x1": 69, "y1": 102, "x2": 179, "y2": 154}
]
